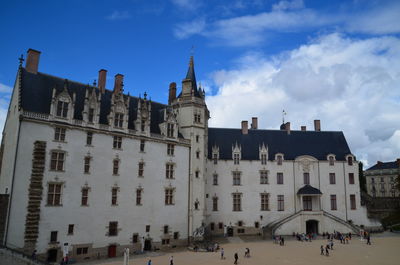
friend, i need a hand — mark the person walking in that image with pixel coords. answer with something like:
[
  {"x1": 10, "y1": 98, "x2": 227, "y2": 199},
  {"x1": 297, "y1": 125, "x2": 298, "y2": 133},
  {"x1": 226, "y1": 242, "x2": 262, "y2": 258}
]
[
  {"x1": 320, "y1": 245, "x2": 324, "y2": 255},
  {"x1": 221, "y1": 248, "x2": 225, "y2": 259},
  {"x1": 170, "y1": 255, "x2": 174, "y2": 265},
  {"x1": 234, "y1": 252, "x2": 238, "y2": 264},
  {"x1": 367, "y1": 234, "x2": 371, "y2": 245},
  {"x1": 325, "y1": 245, "x2": 329, "y2": 256},
  {"x1": 148, "y1": 260, "x2": 152, "y2": 265}
]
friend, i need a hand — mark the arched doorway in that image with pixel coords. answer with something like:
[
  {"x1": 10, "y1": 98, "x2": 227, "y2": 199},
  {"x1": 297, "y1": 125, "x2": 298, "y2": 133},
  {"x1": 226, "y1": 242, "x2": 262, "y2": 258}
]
[
  {"x1": 144, "y1": 239, "x2": 152, "y2": 251},
  {"x1": 47, "y1": 248, "x2": 58, "y2": 262},
  {"x1": 306, "y1": 220, "x2": 319, "y2": 234},
  {"x1": 108, "y1": 245, "x2": 117, "y2": 258},
  {"x1": 227, "y1": 227, "x2": 234, "y2": 237}
]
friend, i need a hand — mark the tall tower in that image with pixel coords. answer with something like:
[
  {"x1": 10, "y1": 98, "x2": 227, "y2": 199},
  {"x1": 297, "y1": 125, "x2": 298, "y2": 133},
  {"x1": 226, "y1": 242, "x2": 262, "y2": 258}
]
[{"x1": 170, "y1": 56, "x2": 209, "y2": 241}]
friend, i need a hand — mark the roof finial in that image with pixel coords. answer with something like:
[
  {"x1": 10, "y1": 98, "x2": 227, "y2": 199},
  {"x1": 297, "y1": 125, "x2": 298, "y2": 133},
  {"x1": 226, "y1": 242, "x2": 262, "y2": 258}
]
[
  {"x1": 18, "y1": 54, "x2": 24, "y2": 67},
  {"x1": 93, "y1": 79, "x2": 97, "y2": 87},
  {"x1": 282, "y1": 109, "x2": 286, "y2": 124},
  {"x1": 144, "y1": 92, "x2": 147, "y2": 100}
]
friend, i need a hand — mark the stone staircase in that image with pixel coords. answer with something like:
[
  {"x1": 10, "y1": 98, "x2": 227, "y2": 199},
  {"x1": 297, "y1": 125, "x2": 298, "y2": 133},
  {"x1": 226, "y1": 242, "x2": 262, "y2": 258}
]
[
  {"x1": 23, "y1": 141, "x2": 46, "y2": 252},
  {"x1": 322, "y1": 211, "x2": 360, "y2": 234}
]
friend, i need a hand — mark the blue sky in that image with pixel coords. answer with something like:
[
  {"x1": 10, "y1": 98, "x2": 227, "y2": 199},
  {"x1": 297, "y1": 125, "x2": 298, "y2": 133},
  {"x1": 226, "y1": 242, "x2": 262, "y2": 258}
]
[{"x1": 0, "y1": 0, "x2": 400, "y2": 167}]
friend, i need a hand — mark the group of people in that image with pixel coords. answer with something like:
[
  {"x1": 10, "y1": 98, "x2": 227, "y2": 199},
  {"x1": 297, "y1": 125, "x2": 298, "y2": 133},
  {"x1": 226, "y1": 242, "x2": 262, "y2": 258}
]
[
  {"x1": 294, "y1": 233, "x2": 315, "y2": 242},
  {"x1": 273, "y1": 235, "x2": 285, "y2": 245}
]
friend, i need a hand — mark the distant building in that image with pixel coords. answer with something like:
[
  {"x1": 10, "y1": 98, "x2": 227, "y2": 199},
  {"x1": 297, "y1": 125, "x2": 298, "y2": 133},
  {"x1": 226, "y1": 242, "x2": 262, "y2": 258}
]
[
  {"x1": 0, "y1": 49, "x2": 377, "y2": 263},
  {"x1": 365, "y1": 160, "x2": 400, "y2": 197}
]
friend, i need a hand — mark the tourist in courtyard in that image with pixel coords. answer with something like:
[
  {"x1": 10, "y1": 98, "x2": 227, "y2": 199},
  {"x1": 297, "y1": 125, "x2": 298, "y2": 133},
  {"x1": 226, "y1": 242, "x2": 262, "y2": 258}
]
[
  {"x1": 170, "y1": 255, "x2": 174, "y2": 265},
  {"x1": 148, "y1": 259, "x2": 152, "y2": 265},
  {"x1": 325, "y1": 245, "x2": 329, "y2": 256},
  {"x1": 221, "y1": 248, "x2": 225, "y2": 259},
  {"x1": 320, "y1": 245, "x2": 324, "y2": 255},
  {"x1": 367, "y1": 234, "x2": 371, "y2": 245},
  {"x1": 234, "y1": 252, "x2": 238, "y2": 264}
]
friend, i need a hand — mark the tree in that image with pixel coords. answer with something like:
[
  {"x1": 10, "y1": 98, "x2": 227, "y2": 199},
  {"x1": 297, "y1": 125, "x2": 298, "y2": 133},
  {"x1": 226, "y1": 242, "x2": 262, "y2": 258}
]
[{"x1": 359, "y1": 162, "x2": 367, "y2": 192}]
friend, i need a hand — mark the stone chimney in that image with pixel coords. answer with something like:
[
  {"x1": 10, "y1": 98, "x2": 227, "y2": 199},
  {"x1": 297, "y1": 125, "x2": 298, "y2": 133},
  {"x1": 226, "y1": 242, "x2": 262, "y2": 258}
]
[
  {"x1": 397, "y1": 158, "x2": 400, "y2": 167},
  {"x1": 377, "y1": 161, "x2": 382, "y2": 165},
  {"x1": 113, "y1": 74, "x2": 124, "y2": 94},
  {"x1": 98, "y1": 69, "x2": 107, "y2": 93},
  {"x1": 25, "y1": 49, "x2": 41, "y2": 74},
  {"x1": 241, "y1": 121, "x2": 248, "y2": 135},
  {"x1": 251, "y1": 117, "x2": 258, "y2": 129},
  {"x1": 168, "y1": 82, "x2": 177, "y2": 104},
  {"x1": 285, "y1": 122, "x2": 291, "y2": 134},
  {"x1": 314, "y1": 120, "x2": 321, "y2": 131},
  {"x1": 301, "y1": 126, "x2": 306, "y2": 131}
]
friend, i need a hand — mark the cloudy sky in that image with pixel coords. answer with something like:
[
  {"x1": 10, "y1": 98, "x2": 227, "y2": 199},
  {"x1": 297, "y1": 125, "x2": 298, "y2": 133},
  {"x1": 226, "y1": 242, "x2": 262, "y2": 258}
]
[{"x1": 0, "y1": 0, "x2": 399, "y2": 168}]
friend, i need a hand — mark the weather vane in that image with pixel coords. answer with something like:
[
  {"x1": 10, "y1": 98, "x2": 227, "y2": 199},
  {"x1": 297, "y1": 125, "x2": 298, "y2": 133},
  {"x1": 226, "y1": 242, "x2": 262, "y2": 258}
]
[
  {"x1": 282, "y1": 109, "x2": 287, "y2": 124},
  {"x1": 18, "y1": 54, "x2": 24, "y2": 66}
]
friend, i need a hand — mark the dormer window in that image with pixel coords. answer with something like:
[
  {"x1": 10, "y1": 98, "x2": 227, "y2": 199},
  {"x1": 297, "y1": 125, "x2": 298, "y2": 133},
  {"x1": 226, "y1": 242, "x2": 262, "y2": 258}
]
[
  {"x1": 56, "y1": 100, "x2": 69, "y2": 118},
  {"x1": 167, "y1": 123, "x2": 174, "y2": 138},
  {"x1": 328, "y1": 156, "x2": 335, "y2": 166},
  {"x1": 277, "y1": 155, "x2": 283, "y2": 165},
  {"x1": 261, "y1": 154, "x2": 267, "y2": 165},
  {"x1": 141, "y1": 119, "x2": 146, "y2": 132},
  {"x1": 88, "y1": 108, "x2": 94, "y2": 123},
  {"x1": 347, "y1": 156, "x2": 353, "y2": 166},
  {"x1": 213, "y1": 153, "x2": 218, "y2": 164},
  {"x1": 234, "y1": 153, "x2": 240, "y2": 165},
  {"x1": 114, "y1": 113, "x2": 124, "y2": 128}
]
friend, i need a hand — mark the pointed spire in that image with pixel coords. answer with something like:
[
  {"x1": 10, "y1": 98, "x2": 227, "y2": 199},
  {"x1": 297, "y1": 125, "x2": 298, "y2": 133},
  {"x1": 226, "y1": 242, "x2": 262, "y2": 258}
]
[{"x1": 185, "y1": 56, "x2": 197, "y2": 91}]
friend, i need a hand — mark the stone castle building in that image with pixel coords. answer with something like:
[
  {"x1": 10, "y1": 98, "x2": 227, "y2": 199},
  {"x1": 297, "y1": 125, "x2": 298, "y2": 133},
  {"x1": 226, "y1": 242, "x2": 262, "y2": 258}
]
[
  {"x1": 0, "y1": 49, "x2": 377, "y2": 262},
  {"x1": 365, "y1": 160, "x2": 400, "y2": 198}
]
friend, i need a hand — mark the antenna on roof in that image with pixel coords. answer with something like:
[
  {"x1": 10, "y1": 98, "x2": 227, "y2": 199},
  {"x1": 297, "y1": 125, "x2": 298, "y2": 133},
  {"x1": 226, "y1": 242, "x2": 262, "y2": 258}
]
[{"x1": 282, "y1": 109, "x2": 287, "y2": 124}]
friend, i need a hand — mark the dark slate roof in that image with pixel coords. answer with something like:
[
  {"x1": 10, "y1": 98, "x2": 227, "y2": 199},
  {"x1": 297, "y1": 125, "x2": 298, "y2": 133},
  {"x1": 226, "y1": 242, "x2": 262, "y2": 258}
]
[
  {"x1": 20, "y1": 68, "x2": 168, "y2": 134},
  {"x1": 366, "y1": 161, "x2": 400, "y2": 171},
  {"x1": 177, "y1": 56, "x2": 203, "y2": 99},
  {"x1": 208, "y1": 128, "x2": 352, "y2": 161},
  {"x1": 297, "y1": 185, "x2": 322, "y2": 195}
]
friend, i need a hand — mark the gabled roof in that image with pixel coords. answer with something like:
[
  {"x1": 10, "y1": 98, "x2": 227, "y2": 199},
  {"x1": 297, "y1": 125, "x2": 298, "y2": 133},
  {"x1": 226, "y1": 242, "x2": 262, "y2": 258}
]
[
  {"x1": 208, "y1": 127, "x2": 352, "y2": 161},
  {"x1": 366, "y1": 161, "x2": 400, "y2": 171},
  {"x1": 19, "y1": 68, "x2": 168, "y2": 135},
  {"x1": 297, "y1": 185, "x2": 322, "y2": 195},
  {"x1": 177, "y1": 56, "x2": 203, "y2": 99}
]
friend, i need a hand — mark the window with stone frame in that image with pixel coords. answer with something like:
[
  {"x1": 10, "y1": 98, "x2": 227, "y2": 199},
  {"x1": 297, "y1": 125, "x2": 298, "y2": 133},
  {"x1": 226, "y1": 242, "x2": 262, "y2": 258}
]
[
  {"x1": 260, "y1": 193, "x2": 269, "y2": 211},
  {"x1": 111, "y1": 187, "x2": 118, "y2": 205},
  {"x1": 218, "y1": 222, "x2": 223, "y2": 229},
  {"x1": 56, "y1": 100, "x2": 69, "y2": 118},
  {"x1": 50, "y1": 231, "x2": 58, "y2": 243},
  {"x1": 163, "y1": 225, "x2": 169, "y2": 234},
  {"x1": 81, "y1": 187, "x2": 89, "y2": 206},
  {"x1": 54, "y1": 127, "x2": 66, "y2": 141},
  {"x1": 232, "y1": 193, "x2": 242, "y2": 211},
  {"x1": 213, "y1": 153, "x2": 218, "y2": 164},
  {"x1": 132, "y1": 234, "x2": 139, "y2": 243},
  {"x1": 350, "y1": 194, "x2": 356, "y2": 210},
  {"x1": 277, "y1": 172, "x2": 284, "y2": 184},
  {"x1": 329, "y1": 156, "x2": 335, "y2": 166},
  {"x1": 233, "y1": 153, "x2": 240, "y2": 165},
  {"x1": 84, "y1": 156, "x2": 91, "y2": 174},
  {"x1": 349, "y1": 173, "x2": 355, "y2": 184},
  {"x1": 210, "y1": 222, "x2": 215, "y2": 231},
  {"x1": 212, "y1": 196, "x2": 218, "y2": 211},
  {"x1": 277, "y1": 155, "x2": 283, "y2": 165},
  {"x1": 347, "y1": 156, "x2": 353, "y2": 166},
  {"x1": 165, "y1": 188, "x2": 174, "y2": 205},
  {"x1": 68, "y1": 224, "x2": 74, "y2": 235},
  {"x1": 138, "y1": 162, "x2": 144, "y2": 177},
  {"x1": 167, "y1": 144, "x2": 175, "y2": 156},
  {"x1": 302, "y1": 196, "x2": 312, "y2": 211},
  {"x1": 194, "y1": 113, "x2": 201, "y2": 123},
  {"x1": 88, "y1": 108, "x2": 95, "y2": 123},
  {"x1": 166, "y1": 163, "x2": 174, "y2": 179},
  {"x1": 50, "y1": 151, "x2": 65, "y2": 171},
  {"x1": 47, "y1": 183, "x2": 62, "y2": 206},
  {"x1": 260, "y1": 170, "x2": 268, "y2": 184},
  {"x1": 330, "y1": 194, "x2": 337, "y2": 210},
  {"x1": 108, "y1": 221, "x2": 118, "y2": 236},
  {"x1": 114, "y1": 113, "x2": 124, "y2": 128},
  {"x1": 329, "y1": 173, "x2": 336, "y2": 184},
  {"x1": 195, "y1": 170, "x2": 200, "y2": 178},
  {"x1": 146, "y1": 225, "x2": 150, "y2": 232},
  {"x1": 277, "y1": 195, "x2": 284, "y2": 211},
  {"x1": 196, "y1": 151, "x2": 200, "y2": 159},
  {"x1": 113, "y1": 136, "x2": 122, "y2": 149},
  {"x1": 232, "y1": 171, "x2": 241, "y2": 185},
  {"x1": 174, "y1": 232, "x2": 179, "y2": 239},
  {"x1": 261, "y1": 153, "x2": 267, "y2": 165},
  {"x1": 303, "y1": 172, "x2": 310, "y2": 185},
  {"x1": 76, "y1": 247, "x2": 88, "y2": 255},
  {"x1": 140, "y1": 140, "x2": 145, "y2": 152},
  {"x1": 86, "y1": 132, "x2": 93, "y2": 145},
  {"x1": 136, "y1": 188, "x2": 142, "y2": 205},
  {"x1": 196, "y1": 135, "x2": 200, "y2": 142},
  {"x1": 141, "y1": 119, "x2": 146, "y2": 132},
  {"x1": 213, "y1": 173, "x2": 218, "y2": 185},
  {"x1": 113, "y1": 159, "x2": 119, "y2": 175},
  {"x1": 167, "y1": 123, "x2": 174, "y2": 138}
]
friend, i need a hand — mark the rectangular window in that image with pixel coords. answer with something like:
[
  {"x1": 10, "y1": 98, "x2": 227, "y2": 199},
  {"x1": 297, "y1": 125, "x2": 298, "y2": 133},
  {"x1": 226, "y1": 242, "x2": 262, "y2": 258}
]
[
  {"x1": 81, "y1": 188, "x2": 89, "y2": 206},
  {"x1": 113, "y1": 136, "x2": 122, "y2": 149},
  {"x1": 50, "y1": 151, "x2": 65, "y2": 171},
  {"x1": 329, "y1": 173, "x2": 336, "y2": 184},
  {"x1": 163, "y1": 225, "x2": 169, "y2": 234},
  {"x1": 303, "y1": 172, "x2": 310, "y2": 185},
  {"x1": 167, "y1": 123, "x2": 174, "y2": 137},
  {"x1": 68, "y1": 224, "x2": 74, "y2": 235},
  {"x1": 348, "y1": 156, "x2": 353, "y2": 166},
  {"x1": 196, "y1": 151, "x2": 200, "y2": 159},
  {"x1": 54, "y1": 127, "x2": 66, "y2": 141},
  {"x1": 255, "y1": 222, "x2": 259, "y2": 228},
  {"x1": 232, "y1": 193, "x2": 241, "y2": 211},
  {"x1": 50, "y1": 231, "x2": 58, "y2": 243},
  {"x1": 76, "y1": 247, "x2": 88, "y2": 255},
  {"x1": 47, "y1": 183, "x2": 62, "y2": 206},
  {"x1": 213, "y1": 173, "x2": 218, "y2": 185},
  {"x1": 166, "y1": 164, "x2": 174, "y2": 179},
  {"x1": 165, "y1": 188, "x2": 174, "y2": 205},
  {"x1": 84, "y1": 156, "x2": 90, "y2": 174},
  {"x1": 196, "y1": 135, "x2": 199, "y2": 143},
  {"x1": 113, "y1": 159, "x2": 119, "y2": 175},
  {"x1": 218, "y1": 222, "x2": 223, "y2": 229},
  {"x1": 277, "y1": 155, "x2": 283, "y2": 165},
  {"x1": 233, "y1": 153, "x2": 240, "y2": 165},
  {"x1": 213, "y1": 153, "x2": 218, "y2": 164},
  {"x1": 174, "y1": 232, "x2": 179, "y2": 239},
  {"x1": 136, "y1": 189, "x2": 142, "y2": 205},
  {"x1": 212, "y1": 197, "x2": 218, "y2": 211},
  {"x1": 167, "y1": 144, "x2": 175, "y2": 156},
  {"x1": 86, "y1": 132, "x2": 93, "y2": 145},
  {"x1": 261, "y1": 193, "x2": 269, "y2": 211},
  {"x1": 261, "y1": 154, "x2": 267, "y2": 165},
  {"x1": 260, "y1": 170, "x2": 268, "y2": 184},
  {"x1": 146, "y1": 225, "x2": 150, "y2": 232},
  {"x1": 141, "y1": 119, "x2": 146, "y2": 132},
  {"x1": 140, "y1": 140, "x2": 145, "y2": 152},
  {"x1": 350, "y1": 194, "x2": 356, "y2": 210},
  {"x1": 330, "y1": 195, "x2": 337, "y2": 210},
  {"x1": 56, "y1": 100, "x2": 68, "y2": 118},
  {"x1": 109, "y1": 221, "x2": 118, "y2": 236},
  {"x1": 210, "y1": 222, "x2": 215, "y2": 231},
  {"x1": 195, "y1": 171, "x2": 199, "y2": 178},
  {"x1": 88, "y1": 108, "x2": 94, "y2": 123},
  {"x1": 111, "y1": 188, "x2": 118, "y2": 205},
  {"x1": 114, "y1": 113, "x2": 124, "y2": 128},
  {"x1": 138, "y1": 162, "x2": 144, "y2": 177},
  {"x1": 329, "y1": 156, "x2": 334, "y2": 166},
  {"x1": 194, "y1": 113, "x2": 201, "y2": 123},
  {"x1": 233, "y1": 171, "x2": 241, "y2": 185},
  {"x1": 277, "y1": 195, "x2": 284, "y2": 211},
  {"x1": 132, "y1": 234, "x2": 138, "y2": 243},
  {"x1": 302, "y1": 196, "x2": 312, "y2": 211},
  {"x1": 162, "y1": 239, "x2": 170, "y2": 245},
  {"x1": 277, "y1": 173, "x2": 284, "y2": 184},
  {"x1": 349, "y1": 173, "x2": 355, "y2": 184}
]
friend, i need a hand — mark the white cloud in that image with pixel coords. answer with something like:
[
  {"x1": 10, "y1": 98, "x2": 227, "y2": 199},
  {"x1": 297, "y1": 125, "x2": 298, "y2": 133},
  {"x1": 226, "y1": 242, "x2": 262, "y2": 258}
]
[
  {"x1": 205, "y1": 33, "x2": 400, "y2": 167},
  {"x1": 0, "y1": 83, "x2": 12, "y2": 93},
  {"x1": 0, "y1": 83, "x2": 12, "y2": 142},
  {"x1": 170, "y1": 0, "x2": 201, "y2": 10},
  {"x1": 272, "y1": 0, "x2": 304, "y2": 11},
  {"x1": 106, "y1": 11, "x2": 131, "y2": 21},
  {"x1": 174, "y1": 18, "x2": 206, "y2": 39}
]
